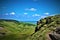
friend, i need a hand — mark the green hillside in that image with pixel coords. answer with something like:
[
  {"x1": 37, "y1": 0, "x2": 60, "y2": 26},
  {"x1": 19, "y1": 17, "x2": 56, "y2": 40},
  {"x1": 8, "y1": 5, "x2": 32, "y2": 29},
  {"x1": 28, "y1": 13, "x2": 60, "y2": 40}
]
[
  {"x1": 27, "y1": 14, "x2": 60, "y2": 40},
  {"x1": 0, "y1": 14, "x2": 60, "y2": 40},
  {"x1": 0, "y1": 19, "x2": 36, "y2": 40}
]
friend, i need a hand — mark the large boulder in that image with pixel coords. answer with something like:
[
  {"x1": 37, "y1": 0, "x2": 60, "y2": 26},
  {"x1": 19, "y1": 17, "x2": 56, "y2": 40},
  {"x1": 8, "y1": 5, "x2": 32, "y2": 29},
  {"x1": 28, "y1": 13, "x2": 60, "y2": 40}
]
[{"x1": 49, "y1": 27, "x2": 60, "y2": 40}]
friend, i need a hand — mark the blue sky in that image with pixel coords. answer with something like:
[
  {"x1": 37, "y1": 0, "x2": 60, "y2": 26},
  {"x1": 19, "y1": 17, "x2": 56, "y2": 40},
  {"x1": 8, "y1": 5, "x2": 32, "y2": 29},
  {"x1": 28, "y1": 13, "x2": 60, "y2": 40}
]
[{"x1": 0, "y1": 0, "x2": 60, "y2": 21}]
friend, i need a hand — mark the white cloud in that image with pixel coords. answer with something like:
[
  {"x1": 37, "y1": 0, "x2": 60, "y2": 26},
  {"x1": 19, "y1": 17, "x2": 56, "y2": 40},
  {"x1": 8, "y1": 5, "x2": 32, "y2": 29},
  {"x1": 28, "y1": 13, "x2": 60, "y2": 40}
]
[
  {"x1": 10, "y1": 12, "x2": 15, "y2": 15},
  {"x1": 30, "y1": 8, "x2": 37, "y2": 11},
  {"x1": 44, "y1": 13, "x2": 49, "y2": 15},
  {"x1": 40, "y1": 12, "x2": 50, "y2": 18},
  {"x1": 32, "y1": 14, "x2": 40, "y2": 17},
  {"x1": 25, "y1": 8, "x2": 37, "y2": 11},
  {"x1": 24, "y1": 13, "x2": 28, "y2": 15},
  {"x1": 5, "y1": 12, "x2": 15, "y2": 16},
  {"x1": 41, "y1": 16, "x2": 47, "y2": 18}
]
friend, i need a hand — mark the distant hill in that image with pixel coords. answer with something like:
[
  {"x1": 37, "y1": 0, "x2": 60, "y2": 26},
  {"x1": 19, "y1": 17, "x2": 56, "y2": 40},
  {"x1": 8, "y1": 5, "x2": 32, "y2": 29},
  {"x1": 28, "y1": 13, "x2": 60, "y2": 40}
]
[
  {"x1": 0, "y1": 19, "x2": 36, "y2": 40},
  {"x1": 27, "y1": 14, "x2": 60, "y2": 40}
]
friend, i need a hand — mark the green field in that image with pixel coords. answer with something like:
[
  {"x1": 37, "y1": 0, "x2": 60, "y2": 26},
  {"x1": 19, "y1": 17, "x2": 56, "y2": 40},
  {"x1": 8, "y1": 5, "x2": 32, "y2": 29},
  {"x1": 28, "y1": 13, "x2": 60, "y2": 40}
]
[{"x1": 0, "y1": 19, "x2": 36, "y2": 40}]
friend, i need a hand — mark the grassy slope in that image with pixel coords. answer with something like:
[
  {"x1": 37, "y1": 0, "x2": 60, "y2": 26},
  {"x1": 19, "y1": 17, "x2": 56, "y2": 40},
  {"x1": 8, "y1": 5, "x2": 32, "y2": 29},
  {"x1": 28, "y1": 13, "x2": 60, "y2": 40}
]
[
  {"x1": 0, "y1": 19, "x2": 36, "y2": 40},
  {"x1": 27, "y1": 14, "x2": 60, "y2": 40},
  {"x1": 0, "y1": 14, "x2": 60, "y2": 40}
]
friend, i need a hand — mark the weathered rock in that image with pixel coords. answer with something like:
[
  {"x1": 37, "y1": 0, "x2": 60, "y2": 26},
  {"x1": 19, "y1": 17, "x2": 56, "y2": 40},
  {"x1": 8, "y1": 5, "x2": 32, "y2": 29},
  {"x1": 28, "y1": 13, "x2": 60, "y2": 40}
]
[
  {"x1": 0, "y1": 27, "x2": 4, "y2": 30},
  {"x1": 49, "y1": 27, "x2": 60, "y2": 40}
]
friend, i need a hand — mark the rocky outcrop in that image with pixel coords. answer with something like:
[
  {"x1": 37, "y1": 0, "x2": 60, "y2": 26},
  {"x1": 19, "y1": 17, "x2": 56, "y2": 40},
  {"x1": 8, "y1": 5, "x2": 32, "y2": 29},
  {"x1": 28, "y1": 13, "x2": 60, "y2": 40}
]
[
  {"x1": 49, "y1": 27, "x2": 60, "y2": 40},
  {"x1": 30, "y1": 14, "x2": 60, "y2": 40}
]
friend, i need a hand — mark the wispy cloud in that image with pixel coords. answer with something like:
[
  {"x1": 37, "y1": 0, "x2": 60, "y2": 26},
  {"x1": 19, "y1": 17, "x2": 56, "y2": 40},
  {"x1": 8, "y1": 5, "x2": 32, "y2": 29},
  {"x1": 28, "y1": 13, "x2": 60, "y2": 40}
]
[
  {"x1": 24, "y1": 13, "x2": 28, "y2": 15},
  {"x1": 44, "y1": 12, "x2": 49, "y2": 15},
  {"x1": 10, "y1": 12, "x2": 15, "y2": 15},
  {"x1": 32, "y1": 14, "x2": 40, "y2": 17},
  {"x1": 40, "y1": 12, "x2": 49, "y2": 18},
  {"x1": 40, "y1": 16, "x2": 47, "y2": 18},
  {"x1": 25, "y1": 8, "x2": 37, "y2": 11},
  {"x1": 5, "y1": 12, "x2": 15, "y2": 16}
]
